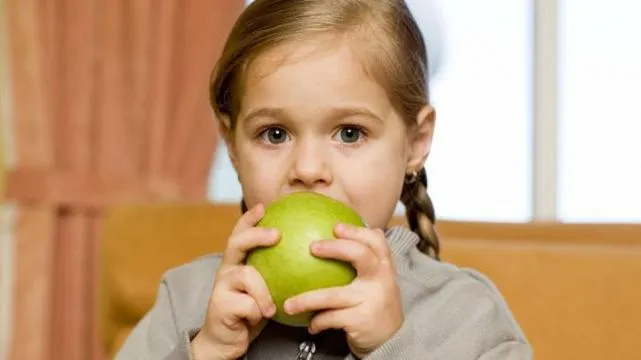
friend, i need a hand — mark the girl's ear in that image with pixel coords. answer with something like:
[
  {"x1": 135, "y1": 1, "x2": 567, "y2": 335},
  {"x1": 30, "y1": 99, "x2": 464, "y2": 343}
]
[
  {"x1": 217, "y1": 115, "x2": 239, "y2": 170},
  {"x1": 407, "y1": 105, "x2": 436, "y2": 171}
]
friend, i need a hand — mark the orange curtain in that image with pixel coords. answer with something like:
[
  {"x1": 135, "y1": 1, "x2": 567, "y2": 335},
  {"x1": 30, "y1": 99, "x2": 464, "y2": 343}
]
[
  {"x1": 3, "y1": 1, "x2": 244, "y2": 359},
  {"x1": 0, "y1": 4, "x2": 6, "y2": 201}
]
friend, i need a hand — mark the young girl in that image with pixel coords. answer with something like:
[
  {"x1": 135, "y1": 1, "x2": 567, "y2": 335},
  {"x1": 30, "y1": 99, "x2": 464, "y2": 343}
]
[{"x1": 116, "y1": 0, "x2": 532, "y2": 359}]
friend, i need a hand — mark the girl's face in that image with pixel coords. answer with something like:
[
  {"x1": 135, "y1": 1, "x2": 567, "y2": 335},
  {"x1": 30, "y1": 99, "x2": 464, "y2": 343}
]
[{"x1": 222, "y1": 36, "x2": 434, "y2": 229}]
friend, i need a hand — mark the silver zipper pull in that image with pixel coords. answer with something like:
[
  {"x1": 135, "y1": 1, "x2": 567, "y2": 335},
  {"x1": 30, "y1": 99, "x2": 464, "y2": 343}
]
[{"x1": 296, "y1": 340, "x2": 317, "y2": 360}]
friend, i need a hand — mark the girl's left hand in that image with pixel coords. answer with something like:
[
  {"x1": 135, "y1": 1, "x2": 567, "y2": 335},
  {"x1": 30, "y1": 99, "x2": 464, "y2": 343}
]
[{"x1": 283, "y1": 224, "x2": 404, "y2": 358}]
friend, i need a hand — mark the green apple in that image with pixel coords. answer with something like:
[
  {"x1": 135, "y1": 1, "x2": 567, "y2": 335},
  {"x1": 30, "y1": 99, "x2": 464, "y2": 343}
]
[{"x1": 246, "y1": 192, "x2": 366, "y2": 327}]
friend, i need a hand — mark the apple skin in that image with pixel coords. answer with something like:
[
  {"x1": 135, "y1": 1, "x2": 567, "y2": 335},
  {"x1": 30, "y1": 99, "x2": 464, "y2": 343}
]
[{"x1": 246, "y1": 192, "x2": 366, "y2": 327}]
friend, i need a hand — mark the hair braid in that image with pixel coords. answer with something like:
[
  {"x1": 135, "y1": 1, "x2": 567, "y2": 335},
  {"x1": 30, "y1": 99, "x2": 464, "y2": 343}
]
[{"x1": 400, "y1": 167, "x2": 440, "y2": 260}]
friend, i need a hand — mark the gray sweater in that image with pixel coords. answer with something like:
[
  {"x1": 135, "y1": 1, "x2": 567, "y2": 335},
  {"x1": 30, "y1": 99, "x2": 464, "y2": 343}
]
[{"x1": 115, "y1": 226, "x2": 533, "y2": 360}]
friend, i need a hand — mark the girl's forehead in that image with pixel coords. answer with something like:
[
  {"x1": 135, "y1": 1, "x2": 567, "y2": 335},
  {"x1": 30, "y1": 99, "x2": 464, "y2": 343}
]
[
  {"x1": 241, "y1": 37, "x2": 390, "y2": 107},
  {"x1": 246, "y1": 35, "x2": 364, "y2": 82}
]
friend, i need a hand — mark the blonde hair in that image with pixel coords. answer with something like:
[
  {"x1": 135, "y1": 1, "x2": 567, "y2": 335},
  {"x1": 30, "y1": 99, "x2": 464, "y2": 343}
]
[{"x1": 209, "y1": 0, "x2": 440, "y2": 260}]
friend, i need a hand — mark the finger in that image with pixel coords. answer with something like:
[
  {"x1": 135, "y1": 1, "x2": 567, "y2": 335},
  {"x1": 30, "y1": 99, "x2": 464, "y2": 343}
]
[
  {"x1": 335, "y1": 224, "x2": 391, "y2": 261},
  {"x1": 231, "y1": 203, "x2": 265, "y2": 236},
  {"x1": 310, "y1": 239, "x2": 377, "y2": 276},
  {"x1": 284, "y1": 286, "x2": 360, "y2": 316},
  {"x1": 222, "y1": 227, "x2": 280, "y2": 266},
  {"x1": 226, "y1": 265, "x2": 277, "y2": 318},
  {"x1": 308, "y1": 308, "x2": 351, "y2": 335},
  {"x1": 218, "y1": 293, "x2": 263, "y2": 331}
]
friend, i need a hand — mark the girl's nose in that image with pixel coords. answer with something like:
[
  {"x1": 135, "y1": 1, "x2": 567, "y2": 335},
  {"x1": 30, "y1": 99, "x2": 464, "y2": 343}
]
[{"x1": 287, "y1": 139, "x2": 332, "y2": 189}]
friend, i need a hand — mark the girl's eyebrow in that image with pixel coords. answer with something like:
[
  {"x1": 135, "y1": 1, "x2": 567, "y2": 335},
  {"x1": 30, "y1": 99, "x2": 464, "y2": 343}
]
[
  {"x1": 328, "y1": 107, "x2": 384, "y2": 124},
  {"x1": 241, "y1": 107, "x2": 288, "y2": 124},
  {"x1": 242, "y1": 106, "x2": 384, "y2": 125}
]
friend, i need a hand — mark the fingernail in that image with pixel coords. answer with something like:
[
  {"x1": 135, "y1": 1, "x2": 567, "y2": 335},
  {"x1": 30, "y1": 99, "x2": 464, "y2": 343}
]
[
  {"x1": 338, "y1": 223, "x2": 352, "y2": 231},
  {"x1": 266, "y1": 304, "x2": 276, "y2": 317},
  {"x1": 267, "y1": 229, "x2": 279, "y2": 240},
  {"x1": 284, "y1": 300, "x2": 294, "y2": 314}
]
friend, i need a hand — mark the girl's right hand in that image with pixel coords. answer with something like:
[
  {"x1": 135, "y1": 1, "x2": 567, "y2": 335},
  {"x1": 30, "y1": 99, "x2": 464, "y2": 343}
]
[{"x1": 191, "y1": 204, "x2": 280, "y2": 360}]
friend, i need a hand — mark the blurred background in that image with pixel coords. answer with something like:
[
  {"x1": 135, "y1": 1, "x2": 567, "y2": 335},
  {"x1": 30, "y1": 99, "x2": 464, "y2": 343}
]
[{"x1": 1, "y1": 0, "x2": 640, "y2": 359}]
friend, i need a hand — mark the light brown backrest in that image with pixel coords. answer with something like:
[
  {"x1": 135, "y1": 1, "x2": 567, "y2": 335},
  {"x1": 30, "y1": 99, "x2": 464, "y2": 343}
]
[
  {"x1": 443, "y1": 236, "x2": 641, "y2": 360},
  {"x1": 99, "y1": 202, "x2": 241, "y2": 356}
]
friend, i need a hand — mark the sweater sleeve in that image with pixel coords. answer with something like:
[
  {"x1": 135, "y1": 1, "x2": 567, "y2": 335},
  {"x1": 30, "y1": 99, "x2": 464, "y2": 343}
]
[
  {"x1": 114, "y1": 277, "x2": 198, "y2": 360},
  {"x1": 364, "y1": 310, "x2": 531, "y2": 359},
  {"x1": 348, "y1": 271, "x2": 533, "y2": 360}
]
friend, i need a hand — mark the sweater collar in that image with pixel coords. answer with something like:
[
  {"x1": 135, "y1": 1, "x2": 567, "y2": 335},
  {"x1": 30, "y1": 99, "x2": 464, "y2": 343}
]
[{"x1": 385, "y1": 226, "x2": 419, "y2": 258}]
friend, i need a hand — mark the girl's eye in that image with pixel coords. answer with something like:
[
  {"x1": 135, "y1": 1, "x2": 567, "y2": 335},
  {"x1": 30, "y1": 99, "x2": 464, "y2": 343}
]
[
  {"x1": 260, "y1": 127, "x2": 289, "y2": 144},
  {"x1": 335, "y1": 126, "x2": 365, "y2": 144}
]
